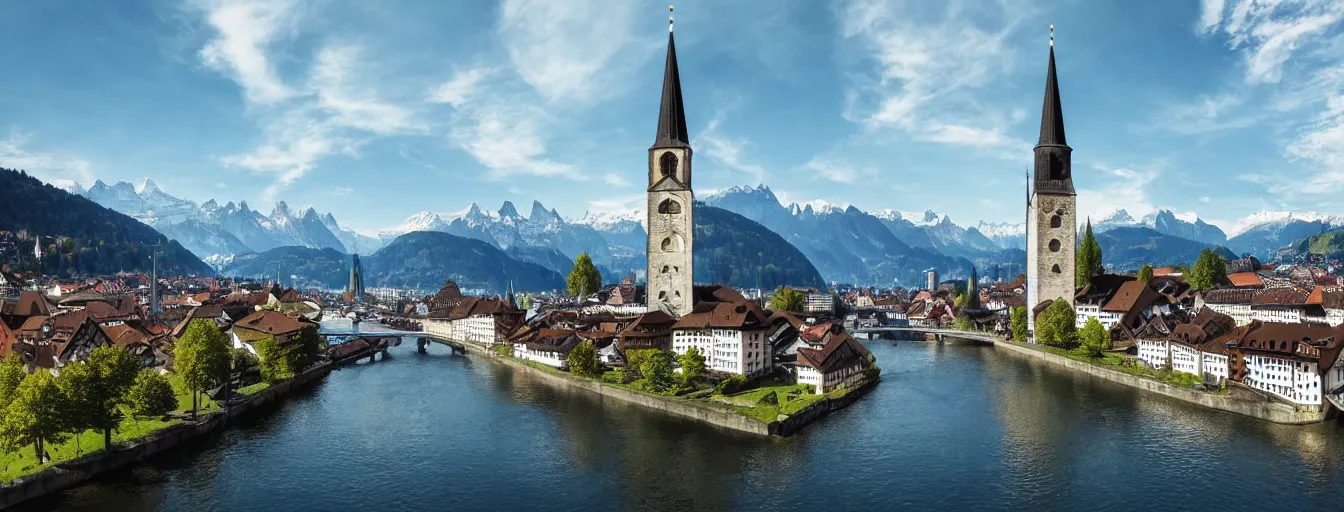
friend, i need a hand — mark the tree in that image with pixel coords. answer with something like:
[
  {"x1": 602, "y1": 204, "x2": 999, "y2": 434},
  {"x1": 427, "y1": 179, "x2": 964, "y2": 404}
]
[
  {"x1": 1078, "y1": 317, "x2": 1112, "y2": 357},
  {"x1": 678, "y1": 347, "x2": 706, "y2": 385},
  {"x1": 0, "y1": 356, "x2": 27, "y2": 410},
  {"x1": 1137, "y1": 264, "x2": 1154, "y2": 284},
  {"x1": 1035, "y1": 299, "x2": 1077, "y2": 348},
  {"x1": 127, "y1": 370, "x2": 177, "y2": 419},
  {"x1": 175, "y1": 319, "x2": 231, "y2": 420},
  {"x1": 954, "y1": 293, "x2": 967, "y2": 308},
  {"x1": 288, "y1": 325, "x2": 323, "y2": 373},
  {"x1": 0, "y1": 371, "x2": 69, "y2": 463},
  {"x1": 952, "y1": 312, "x2": 974, "y2": 331},
  {"x1": 768, "y1": 287, "x2": 805, "y2": 313},
  {"x1": 1188, "y1": 249, "x2": 1228, "y2": 290},
  {"x1": 638, "y1": 351, "x2": 674, "y2": 393},
  {"x1": 60, "y1": 346, "x2": 141, "y2": 450},
  {"x1": 254, "y1": 336, "x2": 293, "y2": 383},
  {"x1": 1076, "y1": 219, "x2": 1104, "y2": 288},
  {"x1": 567, "y1": 252, "x2": 602, "y2": 297},
  {"x1": 1010, "y1": 306, "x2": 1028, "y2": 342},
  {"x1": 567, "y1": 340, "x2": 599, "y2": 377}
]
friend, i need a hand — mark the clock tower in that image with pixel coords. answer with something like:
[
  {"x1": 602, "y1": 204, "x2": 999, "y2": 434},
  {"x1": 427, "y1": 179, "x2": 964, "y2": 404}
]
[{"x1": 647, "y1": 7, "x2": 694, "y2": 316}]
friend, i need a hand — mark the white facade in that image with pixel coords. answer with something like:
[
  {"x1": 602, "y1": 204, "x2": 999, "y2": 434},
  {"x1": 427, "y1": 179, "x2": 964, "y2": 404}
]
[
  {"x1": 422, "y1": 315, "x2": 503, "y2": 346},
  {"x1": 1327, "y1": 309, "x2": 1344, "y2": 327},
  {"x1": 1201, "y1": 352, "x2": 1229, "y2": 384},
  {"x1": 1243, "y1": 353, "x2": 1322, "y2": 405},
  {"x1": 1170, "y1": 343, "x2": 1201, "y2": 376},
  {"x1": 1075, "y1": 305, "x2": 1099, "y2": 328},
  {"x1": 1204, "y1": 303, "x2": 1253, "y2": 326},
  {"x1": 1252, "y1": 308, "x2": 1302, "y2": 324},
  {"x1": 1137, "y1": 339, "x2": 1169, "y2": 369},
  {"x1": 513, "y1": 344, "x2": 567, "y2": 369},
  {"x1": 672, "y1": 327, "x2": 772, "y2": 377},
  {"x1": 796, "y1": 359, "x2": 865, "y2": 395},
  {"x1": 806, "y1": 294, "x2": 835, "y2": 314}
]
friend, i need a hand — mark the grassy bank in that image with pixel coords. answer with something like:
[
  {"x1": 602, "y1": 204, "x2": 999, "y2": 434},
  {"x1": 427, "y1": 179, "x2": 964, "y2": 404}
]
[{"x1": 1021, "y1": 342, "x2": 1217, "y2": 391}]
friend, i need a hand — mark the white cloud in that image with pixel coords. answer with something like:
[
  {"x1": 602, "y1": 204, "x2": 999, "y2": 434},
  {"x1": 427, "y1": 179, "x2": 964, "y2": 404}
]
[
  {"x1": 0, "y1": 130, "x2": 95, "y2": 189},
  {"x1": 310, "y1": 45, "x2": 423, "y2": 136},
  {"x1": 429, "y1": 67, "x2": 496, "y2": 108},
  {"x1": 1075, "y1": 166, "x2": 1158, "y2": 225},
  {"x1": 1147, "y1": 93, "x2": 1259, "y2": 134},
  {"x1": 197, "y1": 0, "x2": 297, "y2": 104},
  {"x1": 333, "y1": 186, "x2": 354, "y2": 196},
  {"x1": 497, "y1": 0, "x2": 643, "y2": 104},
  {"x1": 1201, "y1": 0, "x2": 1344, "y2": 84},
  {"x1": 601, "y1": 173, "x2": 630, "y2": 187},
  {"x1": 804, "y1": 157, "x2": 872, "y2": 184},
  {"x1": 1198, "y1": 0, "x2": 1227, "y2": 36},
  {"x1": 696, "y1": 116, "x2": 767, "y2": 184}
]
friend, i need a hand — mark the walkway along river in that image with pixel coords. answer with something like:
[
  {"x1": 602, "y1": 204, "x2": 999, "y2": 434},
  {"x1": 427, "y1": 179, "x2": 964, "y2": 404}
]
[{"x1": 15, "y1": 321, "x2": 1344, "y2": 511}]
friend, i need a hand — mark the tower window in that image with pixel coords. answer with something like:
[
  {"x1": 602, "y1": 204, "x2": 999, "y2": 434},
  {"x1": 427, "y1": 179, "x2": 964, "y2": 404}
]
[
  {"x1": 1049, "y1": 239, "x2": 1061, "y2": 252},
  {"x1": 1051, "y1": 264, "x2": 1061, "y2": 274},
  {"x1": 661, "y1": 238, "x2": 673, "y2": 251},
  {"x1": 658, "y1": 199, "x2": 682, "y2": 214},
  {"x1": 660, "y1": 234, "x2": 684, "y2": 252},
  {"x1": 1050, "y1": 215, "x2": 1062, "y2": 228},
  {"x1": 660, "y1": 152, "x2": 678, "y2": 179},
  {"x1": 662, "y1": 265, "x2": 669, "y2": 274}
]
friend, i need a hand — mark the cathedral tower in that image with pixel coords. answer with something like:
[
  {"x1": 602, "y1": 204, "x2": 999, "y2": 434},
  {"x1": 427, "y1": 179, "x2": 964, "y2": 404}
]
[
  {"x1": 1026, "y1": 26, "x2": 1076, "y2": 331},
  {"x1": 647, "y1": 7, "x2": 694, "y2": 316}
]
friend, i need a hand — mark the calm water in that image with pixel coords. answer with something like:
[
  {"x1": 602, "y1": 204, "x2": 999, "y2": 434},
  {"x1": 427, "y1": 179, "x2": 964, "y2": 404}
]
[{"x1": 17, "y1": 321, "x2": 1344, "y2": 511}]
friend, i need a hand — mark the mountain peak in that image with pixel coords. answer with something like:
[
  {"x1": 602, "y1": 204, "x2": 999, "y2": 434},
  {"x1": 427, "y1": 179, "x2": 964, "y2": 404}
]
[
  {"x1": 499, "y1": 201, "x2": 520, "y2": 218},
  {"x1": 529, "y1": 200, "x2": 558, "y2": 222},
  {"x1": 923, "y1": 210, "x2": 938, "y2": 223},
  {"x1": 272, "y1": 201, "x2": 292, "y2": 219},
  {"x1": 135, "y1": 177, "x2": 160, "y2": 195}
]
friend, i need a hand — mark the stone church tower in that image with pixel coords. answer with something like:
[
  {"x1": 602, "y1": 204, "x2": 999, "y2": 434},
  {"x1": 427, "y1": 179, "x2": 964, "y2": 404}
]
[
  {"x1": 1026, "y1": 27, "x2": 1076, "y2": 331},
  {"x1": 647, "y1": 11, "x2": 694, "y2": 316}
]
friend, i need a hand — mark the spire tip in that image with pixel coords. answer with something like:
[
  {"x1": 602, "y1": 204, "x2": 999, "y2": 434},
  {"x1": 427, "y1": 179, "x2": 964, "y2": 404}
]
[
  {"x1": 1049, "y1": 24, "x2": 1054, "y2": 47},
  {"x1": 669, "y1": 5, "x2": 674, "y2": 33}
]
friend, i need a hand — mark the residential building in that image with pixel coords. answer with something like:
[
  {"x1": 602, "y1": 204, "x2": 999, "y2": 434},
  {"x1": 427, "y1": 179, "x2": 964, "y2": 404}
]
[
  {"x1": 671, "y1": 301, "x2": 773, "y2": 378},
  {"x1": 1226, "y1": 322, "x2": 1344, "y2": 406},
  {"x1": 796, "y1": 329, "x2": 871, "y2": 394},
  {"x1": 1200, "y1": 288, "x2": 1256, "y2": 326},
  {"x1": 1250, "y1": 288, "x2": 1311, "y2": 324},
  {"x1": 806, "y1": 293, "x2": 836, "y2": 314},
  {"x1": 510, "y1": 329, "x2": 583, "y2": 369},
  {"x1": 232, "y1": 309, "x2": 313, "y2": 346},
  {"x1": 422, "y1": 297, "x2": 524, "y2": 347}
]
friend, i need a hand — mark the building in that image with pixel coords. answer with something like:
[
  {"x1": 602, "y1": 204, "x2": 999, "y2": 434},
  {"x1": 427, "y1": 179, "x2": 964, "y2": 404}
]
[
  {"x1": 925, "y1": 270, "x2": 938, "y2": 293},
  {"x1": 1250, "y1": 287, "x2": 1311, "y2": 324},
  {"x1": 646, "y1": 18, "x2": 694, "y2": 317},
  {"x1": 1074, "y1": 275, "x2": 1135, "y2": 329},
  {"x1": 510, "y1": 329, "x2": 583, "y2": 369},
  {"x1": 1026, "y1": 29, "x2": 1076, "y2": 331},
  {"x1": 671, "y1": 301, "x2": 773, "y2": 378},
  {"x1": 346, "y1": 253, "x2": 365, "y2": 303},
  {"x1": 805, "y1": 292, "x2": 836, "y2": 314},
  {"x1": 231, "y1": 309, "x2": 313, "y2": 345},
  {"x1": 796, "y1": 329, "x2": 871, "y2": 394},
  {"x1": 1200, "y1": 288, "x2": 1256, "y2": 326},
  {"x1": 1226, "y1": 322, "x2": 1344, "y2": 406},
  {"x1": 422, "y1": 297, "x2": 524, "y2": 347}
]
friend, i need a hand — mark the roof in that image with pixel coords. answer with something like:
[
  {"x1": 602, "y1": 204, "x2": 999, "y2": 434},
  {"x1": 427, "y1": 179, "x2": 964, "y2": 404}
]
[
  {"x1": 14, "y1": 290, "x2": 52, "y2": 317},
  {"x1": 796, "y1": 329, "x2": 871, "y2": 374},
  {"x1": 171, "y1": 305, "x2": 227, "y2": 338},
  {"x1": 81, "y1": 301, "x2": 120, "y2": 320},
  {"x1": 1101, "y1": 280, "x2": 1161, "y2": 314},
  {"x1": 1152, "y1": 267, "x2": 1178, "y2": 277},
  {"x1": 1227, "y1": 272, "x2": 1264, "y2": 288},
  {"x1": 652, "y1": 31, "x2": 689, "y2": 149},
  {"x1": 672, "y1": 301, "x2": 770, "y2": 330},
  {"x1": 1038, "y1": 46, "x2": 1067, "y2": 147},
  {"x1": 101, "y1": 323, "x2": 149, "y2": 347},
  {"x1": 617, "y1": 310, "x2": 675, "y2": 338},
  {"x1": 233, "y1": 310, "x2": 309, "y2": 337},
  {"x1": 1250, "y1": 287, "x2": 1308, "y2": 306},
  {"x1": 1075, "y1": 274, "x2": 1135, "y2": 305},
  {"x1": 0, "y1": 321, "x2": 15, "y2": 358},
  {"x1": 1201, "y1": 288, "x2": 1256, "y2": 305},
  {"x1": 17, "y1": 315, "x2": 49, "y2": 334}
]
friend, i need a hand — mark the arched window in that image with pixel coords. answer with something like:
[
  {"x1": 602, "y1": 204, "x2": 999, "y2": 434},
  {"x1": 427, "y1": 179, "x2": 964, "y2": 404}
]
[
  {"x1": 660, "y1": 233, "x2": 684, "y2": 252},
  {"x1": 658, "y1": 199, "x2": 682, "y2": 214},
  {"x1": 661, "y1": 238, "x2": 673, "y2": 251},
  {"x1": 1050, "y1": 215, "x2": 1062, "y2": 228},
  {"x1": 1049, "y1": 239, "x2": 1061, "y2": 252},
  {"x1": 661, "y1": 265, "x2": 669, "y2": 274},
  {"x1": 1051, "y1": 264, "x2": 1061, "y2": 274},
  {"x1": 660, "y1": 152, "x2": 678, "y2": 179}
]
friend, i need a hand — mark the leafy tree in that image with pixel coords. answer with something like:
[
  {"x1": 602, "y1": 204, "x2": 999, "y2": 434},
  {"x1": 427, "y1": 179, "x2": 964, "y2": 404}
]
[
  {"x1": 254, "y1": 336, "x2": 294, "y2": 383},
  {"x1": 0, "y1": 356, "x2": 27, "y2": 410},
  {"x1": 59, "y1": 347, "x2": 141, "y2": 450},
  {"x1": 127, "y1": 370, "x2": 177, "y2": 419},
  {"x1": 952, "y1": 312, "x2": 974, "y2": 331},
  {"x1": 1078, "y1": 317, "x2": 1112, "y2": 357},
  {"x1": 1188, "y1": 249, "x2": 1228, "y2": 290},
  {"x1": 288, "y1": 325, "x2": 323, "y2": 373},
  {"x1": 954, "y1": 293, "x2": 967, "y2": 308},
  {"x1": 678, "y1": 347, "x2": 707, "y2": 385},
  {"x1": 1076, "y1": 219, "x2": 1105, "y2": 288},
  {"x1": 1010, "y1": 306, "x2": 1027, "y2": 342},
  {"x1": 0, "y1": 371, "x2": 69, "y2": 462},
  {"x1": 1035, "y1": 299, "x2": 1077, "y2": 348},
  {"x1": 768, "y1": 287, "x2": 805, "y2": 313},
  {"x1": 636, "y1": 350, "x2": 674, "y2": 393},
  {"x1": 175, "y1": 319, "x2": 231, "y2": 419},
  {"x1": 1137, "y1": 264, "x2": 1154, "y2": 284},
  {"x1": 567, "y1": 252, "x2": 602, "y2": 297},
  {"x1": 567, "y1": 340, "x2": 599, "y2": 377}
]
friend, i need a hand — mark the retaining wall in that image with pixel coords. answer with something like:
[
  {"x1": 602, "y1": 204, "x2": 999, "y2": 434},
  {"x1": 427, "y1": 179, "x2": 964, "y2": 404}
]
[
  {"x1": 993, "y1": 340, "x2": 1326, "y2": 425},
  {"x1": 0, "y1": 363, "x2": 333, "y2": 509}
]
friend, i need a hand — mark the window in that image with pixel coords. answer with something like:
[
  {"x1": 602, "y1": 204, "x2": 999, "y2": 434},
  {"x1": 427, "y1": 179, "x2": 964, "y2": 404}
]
[
  {"x1": 658, "y1": 198, "x2": 682, "y2": 214},
  {"x1": 1049, "y1": 239, "x2": 1061, "y2": 252},
  {"x1": 660, "y1": 152, "x2": 678, "y2": 178},
  {"x1": 1050, "y1": 215, "x2": 1062, "y2": 228},
  {"x1": 1051, "y1": 264, "x2": 1062, "y2": 274}
]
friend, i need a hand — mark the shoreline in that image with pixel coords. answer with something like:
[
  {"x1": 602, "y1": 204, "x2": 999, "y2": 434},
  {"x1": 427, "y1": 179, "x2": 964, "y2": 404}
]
[
  {"x1": 0, "y1": 363, "x2": 334, "y2": 510},
  {"x1": 991, "y1": 338, "x2": 1330, "y2": 425},
  {"x1": 448, "y1": 338, "x2": 876, "y2": 437}
]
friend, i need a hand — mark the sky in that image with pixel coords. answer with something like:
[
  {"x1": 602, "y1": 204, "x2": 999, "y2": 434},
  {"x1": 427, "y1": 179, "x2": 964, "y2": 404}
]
[{"x1": 1, "y1": 0, "x2": 1342, "y2": 236}]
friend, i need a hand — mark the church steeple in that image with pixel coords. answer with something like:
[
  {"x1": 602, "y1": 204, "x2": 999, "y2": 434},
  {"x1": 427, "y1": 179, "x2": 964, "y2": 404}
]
[
  {"x1": 652, "y1": 6, "x2": 689, "y2": 150},
  {"x1": 1033, "y1": 24, "x2": 1073, "y2": 195}
]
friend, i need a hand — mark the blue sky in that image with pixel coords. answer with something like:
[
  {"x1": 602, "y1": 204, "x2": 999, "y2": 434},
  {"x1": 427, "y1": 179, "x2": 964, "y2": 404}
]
[{"x1": 1, "y1": 0, "x2": 1342, "y2": 236}]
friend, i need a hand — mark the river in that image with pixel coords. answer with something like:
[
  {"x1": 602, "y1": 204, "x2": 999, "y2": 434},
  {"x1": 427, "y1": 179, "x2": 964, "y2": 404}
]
[{"x1": 16, "y1": 320, "x2": 1344, "y2": 511}]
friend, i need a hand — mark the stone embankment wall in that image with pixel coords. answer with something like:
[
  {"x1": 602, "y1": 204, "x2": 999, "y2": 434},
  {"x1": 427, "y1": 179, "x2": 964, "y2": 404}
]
[
  {"x1": 0, "y1": 364, "x2": 333, "y2": 509},
  {"x1": 993, "y1": 340, "x2": 1326, "y2": 425}
]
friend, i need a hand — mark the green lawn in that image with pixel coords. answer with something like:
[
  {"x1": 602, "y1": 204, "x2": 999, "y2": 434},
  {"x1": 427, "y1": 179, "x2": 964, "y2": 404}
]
[
  {"x1": 1032, "y1": 344, "x2": 1208, "y2": 389},
  {"x1": 734, "y1": 404, "x2": 781, "y2": 423},
  {"x1": 237, "y1": 382, "x2": 270, "y2": 396}
]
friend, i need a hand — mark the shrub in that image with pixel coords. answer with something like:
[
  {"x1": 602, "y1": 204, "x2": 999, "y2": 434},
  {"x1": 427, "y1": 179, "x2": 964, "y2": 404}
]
[
  {"x1": 715, "y1": 375, "x2": 748, "y2": 395},
  {"x1": 638, "y1": 352, "x2": 674, "y2": 393},
  {"x1": 678, "y1": 347, "x2": 707, "y2": 385},
  {"x1": 1036, "y1": 299, "x2": 1077, "y2": 348},
  {"x1": 127, "y1": 370, "x2": 177, "y2": 418},
  {"x1": 254, "y1": 337, "x2": 293, "y2": 383},
  {"x1": 1078, "y1": 318, "x2": 1111, "y2": 357},
  {"x1": 566, "y1": 341, "x2": 599, "y2": 378}
]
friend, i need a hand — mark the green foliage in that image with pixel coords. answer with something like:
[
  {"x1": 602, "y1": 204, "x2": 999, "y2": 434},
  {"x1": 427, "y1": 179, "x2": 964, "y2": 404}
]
[
  {"x1": 0, "y1": 371, "x2": 69, "y2": 461},
  {"x1": 174, "y1": 319, "x2": 231, "y2": 418},
  {"x1": 1010, "y1": 306, "x2": 1028, "y2": 342},
  {"x1": 600, "y1": 368, "x2": 628, "y2": 384},
  {"x1": 231, "y1": 348, "x2": 259, "y2": 373},
  {"x1": 636, "y1": 351, "x2": 674, "y2": 393},
  {"x1": 567, "y1": 252, "x2": 603, "y2": 297},
  {"x1": 954, "y1": 293, "x2": 967, "y2": 308},
  {"x1": 1136, "y1": 264, "x2": 1154, "y2": 284},
  {"x1": 952, "y1": 312, "x2": 974, "y2": 332},
  {"x1": 715, "y1": 374, "x2": 748, "y2": 395},
  {"x1": 127, "y1": 370, "x2": 176, "y2": 418},
  {"x1": 566, "y1": 340, "x2": 599, "y2": 378},
  {"x1": 678, "y1": 347, "x2": 707, "y2": 385},
  {"x1": 1076, "y1": 220, "x2": 1105, "y2": 288},
  {"x1": 289, "y1": 325, "x2": 322, "y2": 373},
  {"x1": 757, "y1": 391, "x2": 779, "y2": 406},
  {"x1": 254, "y1": 336, "x2": 294, "y2": 383},
  {"x1": 59, "y1": 347, "x2": 141, "y2": 449},
  {"x1": 1078, "y1": 317, "x2": 1112, "y2": 357},
  {"x1": 1187, "y1": 249, "x2": 1228, "y2": 290},
  {"x1": 0, "y1": 357, "x2": 26, "y2": 411},
  {"x1": 1035, "y1": 299, "x2": 1077, "y2": 348},
  {"x1": 768, "y1": 287, "x2": 805, "y2": 313}
]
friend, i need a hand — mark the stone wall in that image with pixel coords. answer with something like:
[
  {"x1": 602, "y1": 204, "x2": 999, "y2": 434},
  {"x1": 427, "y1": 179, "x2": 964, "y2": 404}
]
[
  {"x1": 1027, "y1": 192, "x2": 1075, "y2": 329},
  {"x1": 0, "y1": 364, "x2": 333, "y2": 509},
  {"x1": 993, "y1": 340, "x2": 1327, "y2": 425}
]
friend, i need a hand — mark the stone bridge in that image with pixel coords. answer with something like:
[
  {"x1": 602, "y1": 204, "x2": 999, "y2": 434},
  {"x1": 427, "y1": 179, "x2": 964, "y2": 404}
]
[{"x1": 852, "y1": 326, "x2": 1003, "y2": 345}]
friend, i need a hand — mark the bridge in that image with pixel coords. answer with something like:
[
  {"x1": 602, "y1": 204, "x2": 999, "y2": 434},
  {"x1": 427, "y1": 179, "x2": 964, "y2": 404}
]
[{"x1": 852, "y1": 326, "x2": 1003, "y2": 345}]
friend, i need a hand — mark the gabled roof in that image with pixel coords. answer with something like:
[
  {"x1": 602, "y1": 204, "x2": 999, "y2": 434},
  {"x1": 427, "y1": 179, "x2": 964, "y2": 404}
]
[
  {"x1": 796, "y1": 329, "x2": 871, "y2": 374},
  {"x1": 14, "y1": 290, "x2": 52, "y2": 317},
  {"x1": 1101, "y1": 280, "x2": 1161, "y2": 314},
  {"x1": 101, "y1": 323, "x2": 150, "y2": 347},
  {"x1": 1201, "y1": 288, "x2": 1256, "y2": 305},
  {"x1": 1250, "y1": 287, "x2": 1309, "y2": 306},
  {"x1": 233, "y1": 310, "x2": 309, "y2": 337},
  {"x1": 652, "y1": 31, "x2": 690, "y2": 149},
  {"x1": 81, "y1": 301, "x2": 121, "y2": 320},
  {"x1": 672, "y1": 301, "x2": 770, "y2": 330},
  {"x1": 1227, "y1": 272, "x2": 1264, "y2": 288}
]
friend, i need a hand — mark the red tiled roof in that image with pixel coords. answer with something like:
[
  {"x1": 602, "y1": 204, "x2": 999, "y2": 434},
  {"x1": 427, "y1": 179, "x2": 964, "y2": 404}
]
[
  {"x1": 81, "y1": 301, "x2": 120, "y2": 320},
  {"x1": 1227, "y1": 272, "x2": 1264, "y2": 288},
  {"x1": 100, "y1": 323, "x2": 149, "y2": 347},
  {"x1": 796, "y1": 329, "x2": 871, "y2": 374},
  {"x1": 233, "y1": 310, "x2": 309, "y2": 336},
  {"x1": 1250, "y1": 287, "x2": 1308, "y2": 306},
  {"x1": 1100, "y1": 281, "x2": 1159, "y2": 314}
]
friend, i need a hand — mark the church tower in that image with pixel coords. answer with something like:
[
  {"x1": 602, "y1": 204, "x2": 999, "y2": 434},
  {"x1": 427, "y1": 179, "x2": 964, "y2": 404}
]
[
  {"x1": 1026, "y1": 26, "x2": 1076, "y2": 331},
  {"x1": 647, "y1": 7, "x2": 694, "y2": 316}
]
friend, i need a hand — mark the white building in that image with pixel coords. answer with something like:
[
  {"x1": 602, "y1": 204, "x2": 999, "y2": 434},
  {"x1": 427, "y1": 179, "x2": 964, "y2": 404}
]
[
  {"x1": 671, "y1": 301, "x2": 773, "y2": 378},
  {"x1": 1169, "y1": 342, "x2": 1201, "y2": 376},
  {"x1": 1137, "y1": 339, "x2": 1168, "y2": 369},
  {"x1": 1200, "y1": 348, "x2": 1229, "y2": 384},
  {"x1": 1233, "y1": 323, "x2": 1344, "y2": 406},
  {"x1": 796, "y1": 330, "x2": 871, "y2": 394},
  {"x1": 421, "y1": 297, "x2": 521, "y2": 347},
  {"x1": 806, "y1": 293, "x2": 836, "y2": 314}
]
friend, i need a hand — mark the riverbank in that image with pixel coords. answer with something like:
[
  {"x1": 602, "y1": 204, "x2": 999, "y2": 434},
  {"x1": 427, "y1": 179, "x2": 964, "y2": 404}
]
[
  {"x1": 452, "y1": 339, "x2": 875, "y2": 437},
  {"x1": 992, "y1": 338, "x2": 1328, "y2": 425},
  {"x1": 0, "y1": 363, "x2": 333, "y2": 509}
]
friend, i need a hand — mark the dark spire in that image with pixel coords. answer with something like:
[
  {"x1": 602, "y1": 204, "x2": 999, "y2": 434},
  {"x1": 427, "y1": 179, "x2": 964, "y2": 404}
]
[
  {"x1": 653, "y1": 8, "x2": 690, "y2": 149},
  {"x1": 1038, "y1": 26, "x2": 1066, "y2": 147}
]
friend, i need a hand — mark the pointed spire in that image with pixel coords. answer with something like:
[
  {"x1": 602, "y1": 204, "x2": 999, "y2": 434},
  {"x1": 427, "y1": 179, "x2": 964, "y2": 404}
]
[
  {"x1": 1038, "y1": 25, "x2": 1067, "y2": 147},
  {"x1": 653, "y1": 6, "x2": 690, "y2": 149}
]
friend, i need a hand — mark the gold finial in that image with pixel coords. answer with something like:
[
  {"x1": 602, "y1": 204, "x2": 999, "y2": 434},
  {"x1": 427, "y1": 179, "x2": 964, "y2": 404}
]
[
  {"x1": 1050, "y1": 24, "x2": 1054, "y2": 47},
  {"x1": 669, "y1": 5, "x2": 674, "y2": 33}
]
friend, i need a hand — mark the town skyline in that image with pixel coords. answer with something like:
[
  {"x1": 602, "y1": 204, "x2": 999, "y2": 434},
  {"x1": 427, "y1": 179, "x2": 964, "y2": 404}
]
[{"x1": 1, "y1": 0, "x2": 1341, "y2": 235}]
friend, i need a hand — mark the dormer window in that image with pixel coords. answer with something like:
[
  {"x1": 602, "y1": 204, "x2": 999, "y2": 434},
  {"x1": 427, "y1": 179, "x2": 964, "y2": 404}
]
[{"x1": 660, "y1": 152, "x2": 678, "y2": 179}]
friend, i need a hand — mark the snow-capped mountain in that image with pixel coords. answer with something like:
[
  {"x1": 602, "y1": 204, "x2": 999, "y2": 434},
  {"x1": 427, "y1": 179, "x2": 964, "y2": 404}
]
[
  {"x1": 85, "y1": 178, "x2": 198, "y2": 226},
  {"x1": 1092, "y1": 209, "x2": 1141, "y2": 232},
  {"x1": 977, "y1": 221, "x2": 1025, "y2": 250},
  {"x1": 321, "y1": 213, "x2": 382, "y2": 255},
  {"x1": 1089, "y1": 208, "x2": 1227, "y2": 246},
  {"x1": 1224, "y1": 211, "x2": 1344, "y2": 258}
]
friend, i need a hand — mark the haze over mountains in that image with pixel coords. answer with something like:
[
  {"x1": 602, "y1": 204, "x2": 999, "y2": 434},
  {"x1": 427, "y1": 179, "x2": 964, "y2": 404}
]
[{"x1": 74, "y1": 178, "x2": 1344, "y2": 290}]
